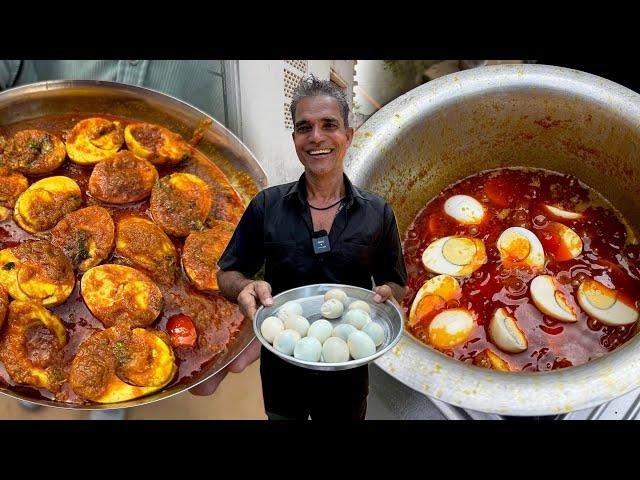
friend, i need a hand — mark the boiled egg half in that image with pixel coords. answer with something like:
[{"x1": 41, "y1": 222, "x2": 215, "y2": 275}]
[
  {"x1": 538, "y1": 221, "x2": 582, "y2": 261},
  {"x1": 428, "y1": 308, "x2": 475, "y2": 349},
  {"x1": 497, "y1": 227, "x2": 545, "y2": 270},
  {"x1": 488, "y1": 307, "x2": 528, "y2": 353},
  {"x1": 530, "y1": 275, "x2": 578, "y2": 323},
  {"x1": 444, "y1": 195, "x2": 485, "y2": 224},
  {"x1": 409, "y1": 274, "x2": 461, "y2": 327},
  {"x1": 577, "y1": 278, "x2": 638, "y2": 326},
  {"x1": 422, "y1": 236, "x2": 486, "y2": 276},
  {"x1": 543, "y1": 204, "x2": 584, "y2": 220}
]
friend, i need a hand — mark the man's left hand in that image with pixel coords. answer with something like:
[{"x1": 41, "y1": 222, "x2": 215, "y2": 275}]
[{"x1": 372, "y1": 284, "x2": 394, "y2": 303}]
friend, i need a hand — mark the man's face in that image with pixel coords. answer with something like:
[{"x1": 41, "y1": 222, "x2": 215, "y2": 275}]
[{"x1": 292, "y1": 95, "x2": 354, "y2": 177}]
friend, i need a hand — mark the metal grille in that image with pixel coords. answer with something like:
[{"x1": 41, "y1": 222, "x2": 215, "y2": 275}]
[
  {"x1": 286, "y1": 60, "x2": 307, "y2": 74},
  {"x1": 284, "y1": 102, "x2": 294, "y2": 130},
  {"x1": 284, "y1": 69, "x2": 304, "y2": 100},
  {"x1": 283, "y1": 61, "x2": 307, "y2": 130}
]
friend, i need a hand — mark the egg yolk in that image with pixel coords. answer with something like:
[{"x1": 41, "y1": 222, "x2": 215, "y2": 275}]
[
  {"x1": 500, "y1": 234, "x2": 531, "y2": 262},
  {"x1": 428, "y1": 309, "x2": 474, "y2": 348},
  {"x1": 415, "y1": 294, "x2": 446, "y2": 325},
  {"x1": 582, "y1": 279, "x2": 617, "y2": 309},
  {"x1": 442, "y1": 237, "x2": 477, "y2": 266}
]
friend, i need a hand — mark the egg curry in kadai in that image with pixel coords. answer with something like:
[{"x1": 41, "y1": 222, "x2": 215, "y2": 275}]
[
  {"x1": 403, "y1": 168, "x2": 640, "y2": 372},
  {"x1": 0, "y1": 114, "x2": 254, "y2": 404}
]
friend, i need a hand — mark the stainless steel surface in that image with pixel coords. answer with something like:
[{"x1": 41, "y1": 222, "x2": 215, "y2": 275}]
[
  {"x1": 0, "y1": 80, "x2": 268, "y2": 410},
  {"x1": 345, "y1": 63, "x2": 640, "y2": 416},
  {"x1": 254, "y1": 283, "x2": 405, "y2": 371}
]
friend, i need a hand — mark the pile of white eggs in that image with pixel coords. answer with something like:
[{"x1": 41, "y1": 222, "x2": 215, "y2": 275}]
[{"x1": 260, "y1": 288, "x2": 385, "y2": 363}]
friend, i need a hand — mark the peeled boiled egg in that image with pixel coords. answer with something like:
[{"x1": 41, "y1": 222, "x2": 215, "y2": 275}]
[
  {"x1": 577, "y1": 278, "x2": 638, "y2": 326},
  {"x1": 277, "y1": 301, "x2": 303, "y2": 322},
  {"x1": 283, "y1": 314, "x2": 310, "y2": 337},
  {"x1": 543, "y1": 204, "x2": 584, "y2": 220},
  {"x1": 409, "y1": 274, "x2": 461, "y2": 326},
  {"x1": 293, "y1": 336, "x2": 322, "y2": 362},
  {"x1": 444, "y1": 195, "x2": 485, "y2": 224},
  {"x1": 428, "y1": 308, "x2": 475, "y2": 349},
  {"x1": 260, "y1": 316, "x2": 284, "y2": 344},
  {"x1": 497, "y1": 227, "x2": 545, "y2": 270},
  {"x1": 347, "y1": 300, "x2": 372, "y2": 315},
  {"x1": 324, "y1": 288, "x2": 348, "y2": 305},
  {"x1": 530, "y1": 275, "x2": 578, "y2": 322},
  {"x1": 347, "y1": 331, "x2": 377, "y2": 359},
  {"x1": 322, "y1": 337, "x2": 350, "y2": 363},
  {"x1": 422, "y1": 236, "x2": 487, "y2": 276},
  {"x1": 273, "y1": 329, "x2": 301, "y2": 356},
  {"x1": 362, "y1": 321, "x2": 384, "y2": 347},
  {"x1": 344, "y1": 309, "x2": 371, "y2": 330},
  {"x1": 332, "y1": 323, "x2": 357, "y2": 342},
  {"x1": 539, "y1": 222, "x2": 582, "y2": 261},
  {"x1": 321, "y1": 298, "x2": 344, "y2": 319},
  {"x1": 307, "y1": 319, "x2": 333, "y2": 344},
  {"x1": 488, "y1": 308, "x2": 528, "y2": 353}
]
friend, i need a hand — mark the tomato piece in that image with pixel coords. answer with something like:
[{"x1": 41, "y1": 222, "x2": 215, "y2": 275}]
[
  {"x1": 484, "y1": 176, "x2": 514, "y2": 207},
  {"x1": 167, "y1": 314, "x2": 197, "y2": 348}
]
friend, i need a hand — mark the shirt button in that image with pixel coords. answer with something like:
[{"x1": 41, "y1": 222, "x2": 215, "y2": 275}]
[{"x1": 129, "y1": 60, "x2": 139, "y2": 66}]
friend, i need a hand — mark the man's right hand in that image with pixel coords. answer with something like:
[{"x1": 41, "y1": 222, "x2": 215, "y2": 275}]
[{"x1": 237, "y1": 280, "x2": 274, "y2": 319}]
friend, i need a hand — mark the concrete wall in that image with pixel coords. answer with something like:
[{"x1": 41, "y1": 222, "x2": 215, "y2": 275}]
[{"x1": 237, "y1": 60, "x2": 355, "y2": 186}]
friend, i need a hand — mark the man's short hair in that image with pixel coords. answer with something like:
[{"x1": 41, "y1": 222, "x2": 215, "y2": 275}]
[{"x1": 290, "y1": 74, "x2": 350, "y2": 128}]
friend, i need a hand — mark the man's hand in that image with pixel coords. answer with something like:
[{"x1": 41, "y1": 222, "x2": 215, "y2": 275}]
[
  {"x1": 189, "y1": 339, "x2": 261, "y2": 396},
  {"x1": 237, "y1": 280, "x2": 274, "y2": 319},
  {"x1": 188, "y1": 280, "x2": 273, "y2": 396},
  {"x1": 373, "y1": 282, "x2": 407, "y2": 305}
]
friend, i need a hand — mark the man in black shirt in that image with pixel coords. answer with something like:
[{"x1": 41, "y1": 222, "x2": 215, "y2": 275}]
[{"x1": 190, "y1": 75, "x2": 407, "y2": 419}]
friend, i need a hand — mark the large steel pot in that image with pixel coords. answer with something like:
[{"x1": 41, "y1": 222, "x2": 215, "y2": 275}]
[
  {"x1": 0, "y1": 80, "x2": 268, "y2": 410},
  {"x1": 345, "y1": 64, "x2": 640, "y2": 416}
]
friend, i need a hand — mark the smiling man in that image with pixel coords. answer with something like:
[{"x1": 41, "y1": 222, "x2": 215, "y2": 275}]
[{"x1": 190, "y1": 75, "x2": 407, "y2": 420}]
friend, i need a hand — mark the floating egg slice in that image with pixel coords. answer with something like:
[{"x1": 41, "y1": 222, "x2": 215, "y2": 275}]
[
  {"x1": 409, "y1": 274, "x2": 461, "y2": 326},
  {"x1": 539, "y1": 222, "x2": 582, "y2": 261},
  {"x1": 473, "y1": 348, "x2": 511, "y2": 371},
  {"x1": 422, "y1": 236, "x2": 486, "y2": 276},
  {"x1": 488, "y1": 308, "x2": 528, "y2": 353},
  {"x1": 428, "y1": 308, "x2": 475, "y2": 348},
  {"x1": 443, "y1": 195, "x2": 485, "y2": 224},
  {"x1": 544, "y1": 204, "x2": 584, "y2": 220},
  {"x1": 577, "y1": 279, "x2": 638, "y2": 326},
  {"x1": 530, "y1": 275, "x2": 578, "y2": 322},
  {"x1": 497, "y1": 227, "x2": 545, "y2": 270}
]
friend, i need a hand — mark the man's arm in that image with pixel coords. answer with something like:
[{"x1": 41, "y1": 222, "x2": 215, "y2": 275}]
[
  {"x1": 372, "y1": 202, "x2": 409, "y2": 305},
  {"x1": 218, "y1": 270, "x2": 273, "y2": 319}
]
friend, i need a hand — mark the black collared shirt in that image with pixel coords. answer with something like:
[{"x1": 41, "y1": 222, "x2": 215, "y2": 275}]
[{"x1": 218, "y1": 173, "x2": 407, "y2": 295}]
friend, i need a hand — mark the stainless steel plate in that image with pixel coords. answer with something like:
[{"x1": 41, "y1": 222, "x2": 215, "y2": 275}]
[{"x1": 254, "y1": 283, "x2": 405, "y2": 371}]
